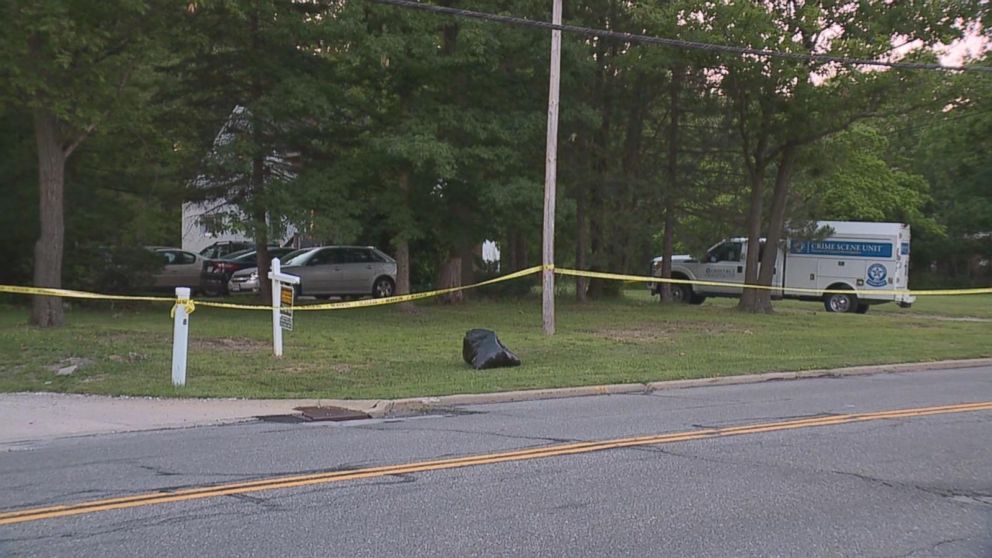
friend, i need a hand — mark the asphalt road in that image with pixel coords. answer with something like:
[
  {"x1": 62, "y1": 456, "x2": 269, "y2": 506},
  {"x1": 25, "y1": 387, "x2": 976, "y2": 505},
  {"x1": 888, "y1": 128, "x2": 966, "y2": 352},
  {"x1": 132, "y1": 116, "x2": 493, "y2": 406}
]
[{"x1": 2, "y1": 366, "x2": 991, "y2": 557}]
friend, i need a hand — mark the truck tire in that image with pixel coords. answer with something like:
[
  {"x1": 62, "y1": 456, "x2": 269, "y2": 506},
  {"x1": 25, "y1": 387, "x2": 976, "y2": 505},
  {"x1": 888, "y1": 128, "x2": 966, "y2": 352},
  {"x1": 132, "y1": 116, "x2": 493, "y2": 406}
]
[
  {"x1": 670, "y1": 283, "x2": 692, "y2": 303},
  {"x1": 824, "y1": 291, "x2": 858, "y2": 313}
]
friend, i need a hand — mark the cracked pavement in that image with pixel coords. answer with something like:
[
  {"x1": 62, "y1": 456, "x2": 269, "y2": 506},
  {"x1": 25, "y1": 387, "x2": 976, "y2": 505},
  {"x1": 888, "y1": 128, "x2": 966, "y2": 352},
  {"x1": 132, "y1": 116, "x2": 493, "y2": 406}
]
[{"x1": 1, "y1": 366, "x2": 991, "y2": 557}]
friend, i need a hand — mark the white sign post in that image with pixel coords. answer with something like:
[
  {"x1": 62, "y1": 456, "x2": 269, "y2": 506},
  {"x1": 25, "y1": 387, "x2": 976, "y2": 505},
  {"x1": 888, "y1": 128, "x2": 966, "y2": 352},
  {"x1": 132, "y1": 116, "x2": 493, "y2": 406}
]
[
  {"x1": 268, "y1": 258, "x2": 300, "y2": 358},
  {"x1": 171, "y1": 287, "x2": 191, "y2": 387}
]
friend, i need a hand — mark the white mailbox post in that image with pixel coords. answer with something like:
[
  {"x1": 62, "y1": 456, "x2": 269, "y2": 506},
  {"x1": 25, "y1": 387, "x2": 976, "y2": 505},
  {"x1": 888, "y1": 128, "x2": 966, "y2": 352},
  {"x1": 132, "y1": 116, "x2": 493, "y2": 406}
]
[
  {"x1": 268, "y1": 257, "x2": 300, "y2": 358},
  {"x1": 171, "y1": 287, "x2": 191, "y2": 387}
]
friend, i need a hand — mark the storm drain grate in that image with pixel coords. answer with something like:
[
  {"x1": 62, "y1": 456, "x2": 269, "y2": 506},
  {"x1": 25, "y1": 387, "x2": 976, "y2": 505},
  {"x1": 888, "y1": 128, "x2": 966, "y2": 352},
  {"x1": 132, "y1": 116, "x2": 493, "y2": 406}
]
[{"x1": 295, "y1": 406, "x2": 372, "y2": 422}]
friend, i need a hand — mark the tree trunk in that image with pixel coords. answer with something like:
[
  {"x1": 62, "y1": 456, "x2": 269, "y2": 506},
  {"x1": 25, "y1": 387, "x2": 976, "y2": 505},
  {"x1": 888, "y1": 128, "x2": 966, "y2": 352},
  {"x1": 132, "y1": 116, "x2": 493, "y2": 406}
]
[
  {"x1": 31, "y1": 109, "x2": 66, "y2": 327},
  {"x1": 753, "y1": 145, "x2": 797, "y2": 312},
  {"x1": 660, "y1": 67, "x2": 684, "y2": 303},
  {"x1": 587, "y1": 177, "x2": 618, "y2": 298},
  {"x1": 395, "y1": 170, "x2": 414, "y2": 311},
  {"x1": 395, "y1": 239, "x2": 411, "y2": 295},
  {"x1": 586, "y1": 209, "x2": 605, "y2": 300},
  {"x1": 508, "y1": 230, "x2": 528, "y2": 271},
  {"x1": 458, "y1": 243, "x2": 478, "y2": 300},
  {"x1": 501, "y1": 232, "x2": 515, "y2": 273},
  {"x1": 738, "y1": 170, "x2": 766, "y2": 312},
  {"x1": 251, "y1": 156, "x2": 271, "y2": 302},
  {"x1": 660, "y1": 203, "x2": 675, "y2": 302},
  {"x1": 575, "y1": 191, "x2": 588, "y2": 302},
  {"x1": 587, "y1": 35, "x2": 614, "y2": 301},
  {"x1": 436, "y1": 255, "x2": 463, "y2": 303}
]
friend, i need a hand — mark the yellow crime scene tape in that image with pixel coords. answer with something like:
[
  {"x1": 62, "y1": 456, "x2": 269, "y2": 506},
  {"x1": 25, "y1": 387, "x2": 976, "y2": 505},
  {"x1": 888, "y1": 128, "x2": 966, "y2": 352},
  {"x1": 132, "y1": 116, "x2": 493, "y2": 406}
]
[
  {"x1": 192, "y1": 265, "x2": 545, "y2": 311},
  {"x1": 0, "y1": 284, "x2": 174, "y2": 303},
  {"x1": 553, "y1": 268, "x2": 992, "y2": 297},
  {"x1": 0, "y1": 265, "x2": 989, "y2": 311}
]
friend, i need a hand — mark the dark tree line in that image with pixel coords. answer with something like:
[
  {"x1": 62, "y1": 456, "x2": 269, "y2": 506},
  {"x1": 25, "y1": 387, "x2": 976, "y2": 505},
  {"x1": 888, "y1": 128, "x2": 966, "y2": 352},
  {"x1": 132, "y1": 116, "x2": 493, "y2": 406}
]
[{"x1": 1, "y1": 0, "x2": 989, "y2": 326}]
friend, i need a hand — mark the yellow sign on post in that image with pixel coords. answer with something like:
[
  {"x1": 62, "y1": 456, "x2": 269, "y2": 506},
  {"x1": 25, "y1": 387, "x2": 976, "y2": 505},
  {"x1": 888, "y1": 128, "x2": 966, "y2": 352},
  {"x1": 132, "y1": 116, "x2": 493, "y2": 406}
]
[{"x1": 279, "y1": 284, "x2": 294, "y2": 331}]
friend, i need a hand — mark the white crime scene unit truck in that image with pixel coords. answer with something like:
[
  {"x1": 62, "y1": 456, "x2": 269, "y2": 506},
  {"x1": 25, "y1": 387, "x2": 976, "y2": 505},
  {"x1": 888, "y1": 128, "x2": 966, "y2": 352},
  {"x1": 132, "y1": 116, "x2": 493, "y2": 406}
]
[{"x1": 649, "y1": 221, "x2": 915, "y2": 313}]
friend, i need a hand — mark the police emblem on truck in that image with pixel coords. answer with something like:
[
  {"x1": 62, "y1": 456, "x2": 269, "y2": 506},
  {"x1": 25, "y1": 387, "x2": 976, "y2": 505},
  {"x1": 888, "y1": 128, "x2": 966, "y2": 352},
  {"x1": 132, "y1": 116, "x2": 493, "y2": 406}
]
[{"x1": 866, "y1": 264, "x2": 888, "y2": 287}]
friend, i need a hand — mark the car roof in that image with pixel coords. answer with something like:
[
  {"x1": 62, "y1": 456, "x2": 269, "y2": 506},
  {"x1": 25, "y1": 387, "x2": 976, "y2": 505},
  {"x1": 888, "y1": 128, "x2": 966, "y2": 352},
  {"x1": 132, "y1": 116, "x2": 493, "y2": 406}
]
[
  {"x1": 308, "y1": 245, "x2": 378, "y2": 250},
  {"x1": 145, "y1": 246, "x2": 186, "y2": 252}
]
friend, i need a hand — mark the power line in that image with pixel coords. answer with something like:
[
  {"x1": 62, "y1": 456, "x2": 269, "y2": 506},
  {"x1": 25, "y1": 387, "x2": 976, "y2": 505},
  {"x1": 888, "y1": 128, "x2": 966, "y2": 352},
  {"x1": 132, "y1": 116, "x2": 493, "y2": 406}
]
[
  {"x1": 368, "y1": 0, "x2": 992, "y2": 74},
  {"x1": 879, "y1": 106, "x2": 992, "y2": 138}
]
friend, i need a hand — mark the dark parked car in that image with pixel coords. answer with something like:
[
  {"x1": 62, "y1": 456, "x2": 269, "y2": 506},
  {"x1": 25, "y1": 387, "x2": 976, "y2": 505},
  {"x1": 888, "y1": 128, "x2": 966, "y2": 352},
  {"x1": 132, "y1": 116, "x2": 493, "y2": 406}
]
[
  {"x1": 201, "y1": 247, "x2": 296, "y2": 296},
  {"x1": 199, "y1": 241, "x2": 255, "y2": 260}
]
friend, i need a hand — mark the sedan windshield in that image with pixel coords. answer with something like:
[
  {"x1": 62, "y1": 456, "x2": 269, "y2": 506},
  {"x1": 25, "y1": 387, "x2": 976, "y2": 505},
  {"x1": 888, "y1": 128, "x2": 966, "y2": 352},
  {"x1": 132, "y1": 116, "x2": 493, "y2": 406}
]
[{"x1": 225, "y1": 248, "x2": 255, "y2": 260}]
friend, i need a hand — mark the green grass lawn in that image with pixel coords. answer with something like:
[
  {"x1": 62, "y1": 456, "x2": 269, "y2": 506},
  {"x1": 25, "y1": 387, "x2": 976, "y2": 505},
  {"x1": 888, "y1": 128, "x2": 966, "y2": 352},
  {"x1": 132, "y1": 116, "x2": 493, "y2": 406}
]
[{"x1": 0, "y1": 290, "x2": 989, "y2": 400}]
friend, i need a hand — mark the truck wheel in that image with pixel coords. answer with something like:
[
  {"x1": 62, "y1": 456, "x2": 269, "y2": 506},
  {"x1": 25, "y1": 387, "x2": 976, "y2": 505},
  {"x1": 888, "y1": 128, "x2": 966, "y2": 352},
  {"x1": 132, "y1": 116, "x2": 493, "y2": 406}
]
[
  {"x1": 824, "y1": 292, "x2": 857, "y2": 313},
  {"x1": 670, "y1": 284, "x2": 691, "y2": 303}
]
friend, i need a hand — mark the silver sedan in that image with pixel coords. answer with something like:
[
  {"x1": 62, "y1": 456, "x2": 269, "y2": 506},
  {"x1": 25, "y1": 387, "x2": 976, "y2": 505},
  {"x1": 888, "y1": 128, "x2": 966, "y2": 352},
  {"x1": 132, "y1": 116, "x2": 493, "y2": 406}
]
[
  {"x1": 147, "y1": 247, "x2": 207, "y2": 293},
  {"x1": 229, "y1": 246, "x2": 397, "y2": 299}
]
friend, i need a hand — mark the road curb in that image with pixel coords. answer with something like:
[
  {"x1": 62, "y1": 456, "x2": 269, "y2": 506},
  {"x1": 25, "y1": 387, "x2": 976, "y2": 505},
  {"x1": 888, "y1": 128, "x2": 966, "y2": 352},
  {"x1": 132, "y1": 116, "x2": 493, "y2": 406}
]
[
  {"x1": 370, "y1": 358, "x2": 992, "y2": 417},
  {"x1": 4, "y1": 359, "x2": 990, "y2": 446}
]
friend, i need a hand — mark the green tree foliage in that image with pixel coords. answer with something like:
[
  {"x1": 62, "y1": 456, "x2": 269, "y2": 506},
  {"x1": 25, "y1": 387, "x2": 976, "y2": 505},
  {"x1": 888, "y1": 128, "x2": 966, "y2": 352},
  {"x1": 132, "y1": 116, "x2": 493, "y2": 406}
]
[
  {"x1": 795, "y1": 125, "x2": 937, "y2": 229},
  {"x1": 172, "y1": 0, "x2": 344, "y2": 299},
  {"x1": 327, "y1": 1, "x2": 550, "y2": 295},
  {"x1": 709, "y1": 0, "x2": 985, "y2": 312},
  {"x1": 891, "y1": 58, "x2": 992, "y2": 287},
  {"x1": 0, "y1": 109, "x2": 37, "y2": 287},
  {"x1": 3, "y1": 0, "x2": 989, "y2": 324},
  {"x1": 0, "y1": 0, "x2": 186, "y2": 325}
]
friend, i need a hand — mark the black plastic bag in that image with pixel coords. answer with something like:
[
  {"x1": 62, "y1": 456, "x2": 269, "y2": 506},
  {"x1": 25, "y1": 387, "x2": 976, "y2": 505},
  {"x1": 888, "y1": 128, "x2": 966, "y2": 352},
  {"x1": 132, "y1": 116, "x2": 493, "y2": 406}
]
[{"x1": 462, "y1": 329, "x2": 521, "y2": 370}]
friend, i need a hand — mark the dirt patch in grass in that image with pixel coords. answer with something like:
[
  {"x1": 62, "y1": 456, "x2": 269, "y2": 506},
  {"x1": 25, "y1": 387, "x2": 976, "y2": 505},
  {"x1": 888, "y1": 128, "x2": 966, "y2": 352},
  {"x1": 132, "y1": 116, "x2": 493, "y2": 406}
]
[
  {"x1": 592, "y1": 322, "x2": 754, "y2": 342},
  {"x1": 191, "y1": 337, "x2": 267, "y2": 352},
  {"x1": 282, "y1": 362, "x2": 363, "y2": 374},
  {"x1": 100, "y1": 331, "x2": 166, "y2": 343},
  {"x1": 46, "y1": 357, "x2": 96, "y2": 374}
]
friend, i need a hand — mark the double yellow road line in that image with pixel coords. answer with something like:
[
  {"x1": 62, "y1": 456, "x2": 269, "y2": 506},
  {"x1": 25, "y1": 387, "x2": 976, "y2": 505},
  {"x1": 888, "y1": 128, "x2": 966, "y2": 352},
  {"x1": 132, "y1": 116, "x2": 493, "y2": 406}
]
[{"x1": 2, "y1": 400, "x2": 991, "y2": 526}]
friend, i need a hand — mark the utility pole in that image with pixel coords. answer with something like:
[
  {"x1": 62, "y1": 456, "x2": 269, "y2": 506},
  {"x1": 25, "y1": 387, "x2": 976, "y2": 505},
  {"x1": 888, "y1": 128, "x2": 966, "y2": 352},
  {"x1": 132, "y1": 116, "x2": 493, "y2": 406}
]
[{"x1": 542, "y1": 0, "x2": 562, "y2": 336}]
